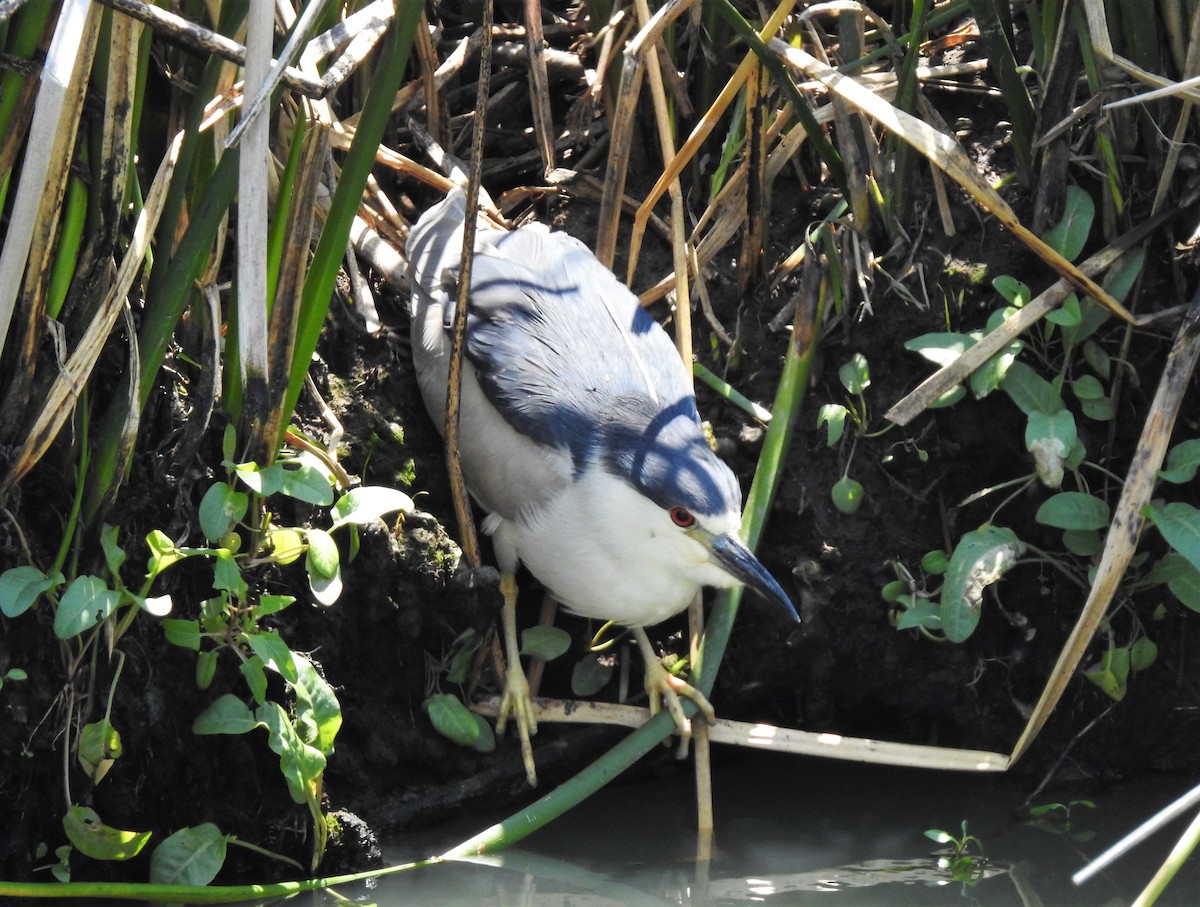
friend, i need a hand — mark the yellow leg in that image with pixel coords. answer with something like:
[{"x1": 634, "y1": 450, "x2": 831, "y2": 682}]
[
  {"x1": 633, "y1": 627, "x2": 716, "y2": 758},
  {"x1": 495, "y1": 572, "x2": 538, "y2": 786}
]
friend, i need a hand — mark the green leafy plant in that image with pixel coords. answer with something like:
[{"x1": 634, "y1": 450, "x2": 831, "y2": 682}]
[
  {"x1": 1026, "y1": 799, "x2": 1098, "y2": 843},
  {"x1": 152, "y1": 425, "x2": 412, "y2": 870},
  {"x1": 925, "y1": 820, "x2": 988, "y2": 886},
  {"x1": 885, "y1": 185, "x2": 1176, "y2": 681},
  {"x1": 817, "y1": 352, "x2": 872, "y2": 514}
]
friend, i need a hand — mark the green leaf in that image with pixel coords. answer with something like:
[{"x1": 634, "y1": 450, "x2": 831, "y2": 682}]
[
  {"x1": 1042, "y1": 185, "x2": 1094, "y2": 261},
  {"x1": 520, "y1": 625, "x2": 571, "y2": 661},
  {"x1": 1001, "y1": 361, "x2": 1064, "y2": 415},
  {"x1": 0, "y1": 566, "x2": 63, "y2": 618},
  {"x1": 1035, "y1": 492, "x2": 1110, "y2": 530},
  {"x1": 254, "y1": 594, "x2": 296, "y2": 618},
  {"x1": 267, "y1": 528, "x2": 306, "y2": 565},
  {"x1": 55, "y1": 576, "x2": 119, "y2": 639},
  {"x1": 880, "y1": 580, "x2": 906, "y2": 603},
  {"x1": 146, "y1": 530, "x2": 186, "y2": 580},
  {"x1": 838, "y1": 352, "x2": 870, "y2": 394},
  {"x1": 192, "y1": 694, "x2": 260, "y2": 735},
  {"x1": 816, "y1": 404, "x2": 848, "y2": 446},
  {"x1": 243, "y1": 630, "x2": 298, "y2": 683},
  {"x1": 424, "y1": 693, "x2": 481, "y2": 747},
  {"x1": 329, "y1": 486, "x2": 415, "y2": 531},
  {"x1": 211, "y1": 551, "x2": 247, "y2": 599},
  {"x1": 928, "y1": 385, "x2": 967, "y2": 409},
  {"x1": 100, "y1": 524, "x2": 126, "y2": 577},
  {"x1": 1079, "y1": 395, "x2": 1115, "y2": 421},
  {"x1": 1045, "y1": 293, "x2": 1082, "y2": 327},
  {"x1": 904, "y1": 332, "x2": 975, "y2": 367},
  {"x1": 1026, "y1": 409, "x2": 1079, "y2": 489},
  {"x1": 199, "y1": 482, "x2": 248, "y2": 544},
  {"x1": 240, "y1": 656, "x2": 268, "y2": 705},
  {"x1": 222, "y1": 424, "x2": 238, "y2": 463},
  {"x1": 895, "y1": 597, "x2": 941, "y2": 631},
  {"x1": 992, "y1": 275, "x2": 1031, "y2": 307},
  {"x1": 467, "y1": 714, "x2": 496, "y2": 753},
  {"x1": 305, "y1": 529, "x2": 339, "y2": 577},
  {"x1": 968, "y1": 342, "x2": 1022, "y2": 399},
  {"x1": 196, "y1": 650, "x2": 219, "y2": 690},
  {"x1": 1082, "y1": 341, "x2": 1111, "y2": 379},
  {"x1": 1071, "y1": 374, "x2": 1105, "y2": 401},
  {"x1": 1130, "y1": 637, "x2": 1158, "y2": 672},
  {"x1": 1147, "y1": 502, "x2": 1200, "y2": 573},
  {"x1": 162, "y1": 618, "x2": 201, "y2": 650},
  {"x1": 233, "y1": 462, "x2": 284, "y2": 496},
  {"x1": 940, "y1": 527, "x2": 1025, "y2": 643},
  {"x1": 831, "y1": 475, "x2": 864, "y2": 514},
  {"x1": 1084, "y1": 645, "x2": 1129, "y2": 701},
  {"x1": 1158, "y1": 439, "x2": 1200, "y2": 484},
  {"x1": 256, "y1": 700, "x2": 326, "y2": 805},
  {"x1": 447, "y1": 629, "x2": 480, "y2": 684},
  {"x1": 277, "y1": 460, "x2": 335, "y2": 506},
  {"x1": 291, "y1": 652, "x2": 342, "y2": 756},
  {"x1": 149, "y1": 824, "x2": 228, "y2": 886},
  {"x1": 78, "y1": 720, "x2": 122, "y2": 783},
  {"x1": 63, "y1": 806, "x2": 152, "y2": 861},
  {"x1": 571, "y1": 653, "x2": 614, "y2": 696},
  {"x1": 920, "y1": 550, "x2": 950, "y2": 575},
  {"x1": 1062, "y1": 529, "x2": 1102, "y2": 557},
  {"x1": 1161, "y1": 555, "x2": 1200, "y2": 613}
]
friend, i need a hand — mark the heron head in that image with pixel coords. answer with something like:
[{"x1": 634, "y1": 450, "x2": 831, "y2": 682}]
[{"x1": 593, "y1": 397, "x2": 799, "y2": 622}]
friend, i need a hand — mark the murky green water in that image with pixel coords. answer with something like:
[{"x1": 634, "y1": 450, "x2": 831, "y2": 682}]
[{"x1": 302, "y1": 751, "x2": 1199, "y2": 905}]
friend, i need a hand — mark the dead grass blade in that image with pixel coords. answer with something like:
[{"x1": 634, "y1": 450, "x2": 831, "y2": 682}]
[
  {"x1": 770, "y1": 39, "x2": 1135, "y2": 324},
  {"x1": 1, "y1": 130, "x2": 183, "y2": 493}
]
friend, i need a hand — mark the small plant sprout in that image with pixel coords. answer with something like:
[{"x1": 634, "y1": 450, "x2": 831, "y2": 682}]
[
  {"x1": 818, "y1": 352, "x2": 874, "y2": 514},
  {"x1": 925, "y1": 820, "x2": 988, "y2": 886},
  {"x1": 1026, "y1": 799, "x2": 1098, "y2": 843}
]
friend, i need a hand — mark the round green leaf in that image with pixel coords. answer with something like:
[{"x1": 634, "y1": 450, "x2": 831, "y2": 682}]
[
  {"x1": 63, "y1": 806, "x2": 152, "y2": 861},
  {"x1": 831, "y1": 476, "x2": 864, "y2": 514},
  {"x1": 816, "y1": 404, "x2": 848, "y2": 447},
  {"x1": 305, "y1": 529, "x2": 339, "y2": 577},
  {"x1": 54, "y1": 576, "x2": 119, "y2": 639},
  {"x1": 192, "y1": 694, "x2": 259, "y2": 735},
  {"x1": 838, "y1": 353, "x2": 870, "y2": 394},
  {"x1": 571, "y1": 653, "x2": 614, "y2": 697},
  {"x1": 329, "y1": 486, "x2": 415, "y2": 531},
  {"x1": 149, "y1": 824, "x2": 228, "y2": 886},
  {"x1": 468, "y1": 714, "x2": 496, "y2": 753},
  {"x1": 423, "y1": 693, "x2": 480, "y2": 747},
  {"x1": 199, "y1": 482, "x2": 248, "y2": 543},
  {"x1": 940, "y1": 526, "x2": 1025, "y2": 643},
  {"x1": 1130, "y1": 637, "x2": 1158, "y2": 672},
  {"x1": 277, "y1": 460, "x2": 335, "y2": 506},
  {"x1": 520, "y1": 625, "x2": 571, "y2": 661},
  {"x1": 1035, "y1": 492, "x2": 1110, "y2": 530},
  {"x1": 1148, "y1": 503, "x2": 1200, "y2": 574},
  {"x1": 0, "y1": 566, "x2": 63, "y2": 618},
  {"x1": 920, "y1": 549, "x2": 950, "y2": 575},
  {"x1": 1062, "y1": 529, "x2": 1102, "y2": 557},
  {"x1": 1158, "y1": 439, "x2": 1200, "y2": 484}
]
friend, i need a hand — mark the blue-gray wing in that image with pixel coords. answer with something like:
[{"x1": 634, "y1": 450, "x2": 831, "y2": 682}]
[{"x1": 464, "y1": 225, "x2": 699, "y2": 454}]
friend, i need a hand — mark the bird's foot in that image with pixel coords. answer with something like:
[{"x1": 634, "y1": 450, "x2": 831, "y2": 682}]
[
  {"x1": 642, "y1": 650, "x2": 716, "y2": 759},
  {"x1": 496, "y1": 659, "x2": 539, "y2": 787}
]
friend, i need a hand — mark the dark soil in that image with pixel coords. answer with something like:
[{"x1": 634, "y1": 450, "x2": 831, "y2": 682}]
[{"x1": 3, "y1": 4, "x2": 1200, "y2": 886}]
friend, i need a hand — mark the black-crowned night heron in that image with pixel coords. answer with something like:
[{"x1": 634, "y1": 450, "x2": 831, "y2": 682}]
[{"x1": 407, "y1": 188, "x2": 798, "y2": 785}]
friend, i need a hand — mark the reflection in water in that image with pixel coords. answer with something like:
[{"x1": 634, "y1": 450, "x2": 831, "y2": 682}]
[{"x1": 283, "y1": 752, "x2": 1198, "y2": 906}]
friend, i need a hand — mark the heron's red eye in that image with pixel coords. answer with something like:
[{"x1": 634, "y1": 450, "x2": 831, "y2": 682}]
[{"x1": 670, "y1": 507, "x2": 695, "y2": 528}]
